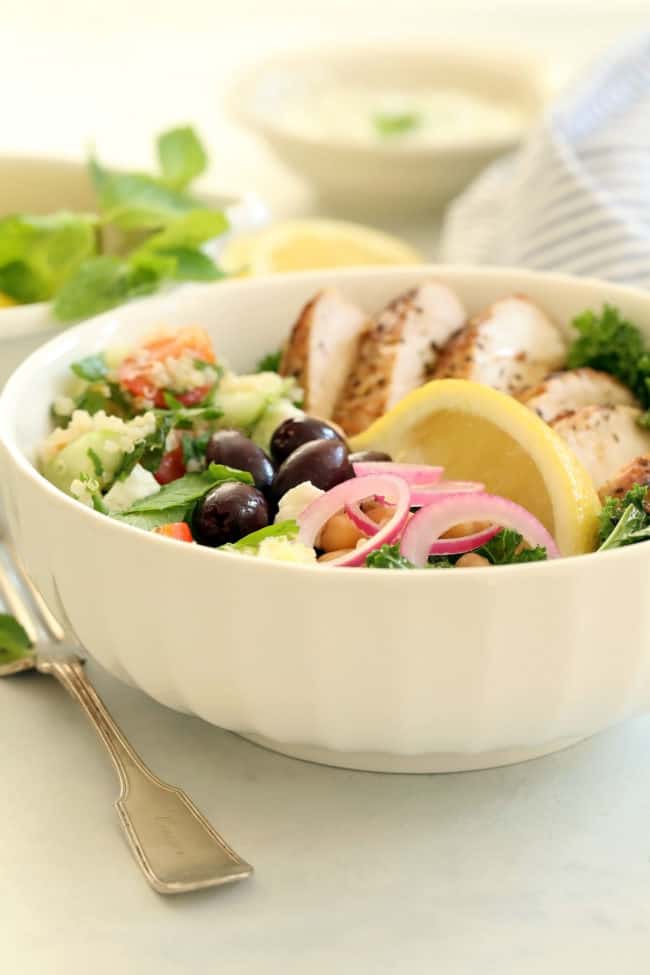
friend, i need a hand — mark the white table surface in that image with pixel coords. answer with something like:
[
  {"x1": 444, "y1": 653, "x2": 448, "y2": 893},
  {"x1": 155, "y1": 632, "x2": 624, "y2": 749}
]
[
  {"x1": 3, "y1": 2, "x2": 650, "y2": 971},
  {"x1": 3, "y1": 663, "x2": 650, "y2": 973}
]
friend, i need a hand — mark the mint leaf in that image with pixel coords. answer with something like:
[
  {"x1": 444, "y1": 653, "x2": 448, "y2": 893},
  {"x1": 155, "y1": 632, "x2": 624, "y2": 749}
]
[
  {"x1": 0, "y1": 614, "x2": 33, "y2": 665},
  {"x1": 122, "y1": 462, "x2": 252, "y2": 514},
  {"x1": 373, "y1": 111, "x2": 422, "y2": 137},
  {"x1": 157, "y1": 126, "x2": 208, "y2": 190},
  {"x1": 0, "y1": 212, "x2": 97, "y2": 303},
  {"x1": 0, "y1": 261, "x2": 45, "y2": 303},
  {"x1": 231, "y1": 520, "x2": 299, "y2": 550},
  {"x1": 138, "y1": 209, "x2": 228, "y2": 250},
  {"x1": 53, "y1": 256, "x2": 160, "y2": 321},
  {"x1": 71, "y1": 354, "x2": 108, "y2": 382},
  {"x1": 89, "y1": 158, "x2": 199, "y2": 231},
  {"x1": 113, "y1": 504, "x2": 189, "y2": 532}
]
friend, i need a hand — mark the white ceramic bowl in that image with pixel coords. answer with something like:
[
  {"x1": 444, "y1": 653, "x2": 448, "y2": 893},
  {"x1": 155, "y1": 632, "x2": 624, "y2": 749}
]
[
  {"x1": 226, "y1": 44, "x2": 546, "y2": 215},
  {"x1": 2, "y1": 266, "x2": 650, "y2": 774}
]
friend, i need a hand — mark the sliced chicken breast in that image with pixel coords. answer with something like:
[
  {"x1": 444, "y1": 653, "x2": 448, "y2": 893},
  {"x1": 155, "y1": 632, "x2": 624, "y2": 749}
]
[
  {"x1": 332, "y1": 281, "x2": 466, "y2": 436},
  {"x1": 551, "y1": 405, "x2": 650, "y2": 489},
  {"x1": 598, "y1": 455, "x2": 650, "y2": 502},
  {"x1": 433, "y1": 295, "x2": 566, "y2": 396},
  {"x1": 280, "y1": 289, "x2": 368, "y2": 420},
  {"x1": 520, "y1": 367, "x2": 639, "y2": 423}
]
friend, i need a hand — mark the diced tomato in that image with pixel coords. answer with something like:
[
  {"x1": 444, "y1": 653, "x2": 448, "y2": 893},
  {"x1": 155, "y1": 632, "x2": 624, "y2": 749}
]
[
  {"x1": 118, "y1": 326, "x2": 216, "y2": 402},
  {"x1": 153, "y1": 522, "x2": 193, "y2": 542},
  {"x1": 155, "y1": 446, "x2": 186, "y2": 485}
]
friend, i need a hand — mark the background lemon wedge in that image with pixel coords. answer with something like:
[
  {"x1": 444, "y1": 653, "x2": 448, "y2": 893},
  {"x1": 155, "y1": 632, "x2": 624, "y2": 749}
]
[
  {"x1": 220, "y1": 219, "x2": 422, "y2": 275},
  {"x1": 350, "y1": 379, "x2": 601, "y2": 556}
]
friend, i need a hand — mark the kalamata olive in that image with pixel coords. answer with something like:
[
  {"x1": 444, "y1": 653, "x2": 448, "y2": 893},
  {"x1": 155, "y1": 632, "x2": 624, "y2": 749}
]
[
  {"x1": 270, "y1": 415, "x2": 342, "y2": 464},
  {"x1": 348, "y1": 450, "x2": 393, "y2": 464},
  {"x1": 271, "y1": 439, "x2": 354, "y2": 503},
  {"x1": 192, "y1": 482, "x2": 269, "y2": 547},
  {"x1": 206, "y1": 429, "x2": 274, "y2": 493}
]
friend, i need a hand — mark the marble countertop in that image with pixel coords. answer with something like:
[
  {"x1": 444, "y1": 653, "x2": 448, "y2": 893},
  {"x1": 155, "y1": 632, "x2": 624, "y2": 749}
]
[{"x1": 2, "y1": 662, "x2": 650, "y2": 973}]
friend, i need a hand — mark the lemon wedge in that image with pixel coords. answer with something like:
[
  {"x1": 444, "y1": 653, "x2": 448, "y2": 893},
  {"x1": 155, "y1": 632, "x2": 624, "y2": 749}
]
[
  {"x1": 220, "y1": 219, "x2": 422, "y2": 275},
  {"x1": 0, "y1": 291, "x2": 17, "y2": 308},
  {"x1": 350, "y1": 379, "x2": 601, "y2": 556}
]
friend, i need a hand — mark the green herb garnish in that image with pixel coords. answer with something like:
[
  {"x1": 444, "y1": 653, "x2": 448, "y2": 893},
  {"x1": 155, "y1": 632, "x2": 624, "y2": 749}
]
[
  {"x1": 567, "y1": 305, "x2": 650, "y2": 413},
  {"x1": 0, "y1": 614, "x2": 33, "y2": 666},
  {"x1": 0, "y1": 126, "x2": 229, "y2": 322},
  {"x1": 231, "y1": 520, "x2": 299, "y2": 550},
  {"x1": 372, "y1": 111, "x2": 422, "y2": 138},
  {"x1": 0, "y1": 212, "x2": 97, "y2": 303},
  {"x1": 87, "y1": 447, "x2": 104, "y2": 478},
  {"x1": 71, "y1": 354, "x2": 109, "y2": 383},
  {"x1": 476, "y1": 529, "x2": 547, "y2": 564},
  {"x1": 365, "y1": 544, "x2": 416, "y2": 569},
  {"x1": 256, "y1": 350, "x2": 282, "y2": 373},
  {"x1": 598, "y1": 485, "x2": 650, "y2": 551},
  {"x1": 120, "y1": 462, "x2": 252, "y2": 515}
]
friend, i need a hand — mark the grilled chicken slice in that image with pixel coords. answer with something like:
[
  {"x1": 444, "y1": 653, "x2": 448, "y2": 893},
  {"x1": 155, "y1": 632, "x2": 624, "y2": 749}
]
[
  {"x1": 433, "y1": 295, "x2": 566, "y2": 395},
  {"x1": 280, "y1": 289, "x2": 368, "y2": 420},
  {"x1": 332, "y1": 281, "x2": 466, "y2": 436},
  {"x1": 520, "y1": 367, "x2": 639, "y2": 423},
  {"x1": 599, "y1": 455, "x2": 650, "y2": 502},
  {"x1": 551, "y1": 405, "x2": 650, "y2": 489}
]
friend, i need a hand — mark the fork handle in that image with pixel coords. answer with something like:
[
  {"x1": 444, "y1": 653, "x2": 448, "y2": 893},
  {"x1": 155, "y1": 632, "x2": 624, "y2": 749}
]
[{"x1": 42, "y1": 655, "x2": 252, "y2": 893}]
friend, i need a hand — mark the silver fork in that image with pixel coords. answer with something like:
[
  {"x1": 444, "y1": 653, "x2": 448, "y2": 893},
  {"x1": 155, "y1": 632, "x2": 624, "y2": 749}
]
[{"x1": 0, "y1": 541, "x2": 253, "y2": 894}]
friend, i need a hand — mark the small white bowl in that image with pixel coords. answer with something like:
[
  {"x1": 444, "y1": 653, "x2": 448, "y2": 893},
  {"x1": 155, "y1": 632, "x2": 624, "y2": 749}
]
[
  {"x1": 3, "y1": 266, "x2": 650, "y2": 774},
  {"x1": 227, "y1": 43, "x2": 546, "y2": 215}
]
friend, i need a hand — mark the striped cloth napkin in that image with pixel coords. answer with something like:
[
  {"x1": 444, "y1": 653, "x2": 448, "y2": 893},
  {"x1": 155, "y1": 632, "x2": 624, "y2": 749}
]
[{"x1": 439, "y1": 34, "x2": 650, "y2": 288}]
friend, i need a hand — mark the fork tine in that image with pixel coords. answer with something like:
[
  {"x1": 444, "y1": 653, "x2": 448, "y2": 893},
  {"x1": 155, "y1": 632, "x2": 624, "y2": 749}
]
[{"x1": 6, "y1": 542, "x2": 65, "y2": 642}]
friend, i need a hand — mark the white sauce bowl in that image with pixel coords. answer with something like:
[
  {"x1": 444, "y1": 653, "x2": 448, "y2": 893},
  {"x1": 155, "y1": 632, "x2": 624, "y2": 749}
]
[
  {"x1": 226, "y1": 44, "x2": 547, "y2": 214},
  {"x1": 2, "y1": 266, "x2": 649, "y2": 773}
]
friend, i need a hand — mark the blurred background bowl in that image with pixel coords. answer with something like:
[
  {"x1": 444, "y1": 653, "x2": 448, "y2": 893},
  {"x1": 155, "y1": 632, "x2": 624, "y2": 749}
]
[{"x1": 227, "y1": 43, "x2": 548, "y2": 217}]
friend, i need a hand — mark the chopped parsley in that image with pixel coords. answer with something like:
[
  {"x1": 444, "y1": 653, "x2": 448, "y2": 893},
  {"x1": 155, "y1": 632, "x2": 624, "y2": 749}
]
[
  {"x1": 476, "y1": 529, "x2": 547, "y2": 564},
  {"x1": 567, "y1": 305, "x2": 650, "y2": 414},
  {"x1": 598, "y1": 485, "x2": 650, "y2": 551},
  {"x1": 365, "y1": 531, "x2": 547, "y2": 569},
  {"x1": 373, "y1": 111, "x2": 422, "y2": 138},
  {"x1": 365, "y1": 544, "x2": 416, "y2": 569},
  {"x1": 86, "y1": 447, "x2": 104, "y2": 478}
]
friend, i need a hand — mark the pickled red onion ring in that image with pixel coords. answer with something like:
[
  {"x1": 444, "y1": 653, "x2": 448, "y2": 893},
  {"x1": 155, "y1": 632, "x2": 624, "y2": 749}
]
[
  {"x1": 352, "y1": 462, "x2": 443, "y2": 485},
  {"x1": 429, "y1": 524, "x2": 499, "y2": 555},
  {"x1": 345, "y1": 502, "x2": 380, "y2": 537},
  {"x1": 345, "y1": 499, "x2": 500, "y2": 556},
  {"x1": 400, "y1": 492, "x2": 560, "y2": 566},
  {"x1": 410, "y1": 481, "x2": 484, "y2": 506},
  {"x1": 298, "y1": 475, "x2": 411, "y2": 567}
]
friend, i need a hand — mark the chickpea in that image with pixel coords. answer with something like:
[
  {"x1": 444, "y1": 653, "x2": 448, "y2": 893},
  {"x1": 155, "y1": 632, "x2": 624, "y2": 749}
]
[
  {"x1": 318, "y1": 512, "x2": 364, "y2": 552},
  {"x1": 362, "y1": 501, "x2": 393, "y2": 526},
  {"x1": 442, "y1": 520, "x2": 490, "y2": 540},
  {"x1": 319, "y1": 548, "x2": 354, "y2": 563},
  {"x1": 455, "y1": 552, "x2": 491, "y2": 568}
]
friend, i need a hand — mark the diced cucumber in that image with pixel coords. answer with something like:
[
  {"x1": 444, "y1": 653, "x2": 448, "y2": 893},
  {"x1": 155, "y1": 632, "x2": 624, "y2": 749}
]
[
  {"x1": 41, "y1": 430, "x2": 126, "y2": 495},
  {"x1": 251, "y1": 398, "x2": 303, "y2": 453}
]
